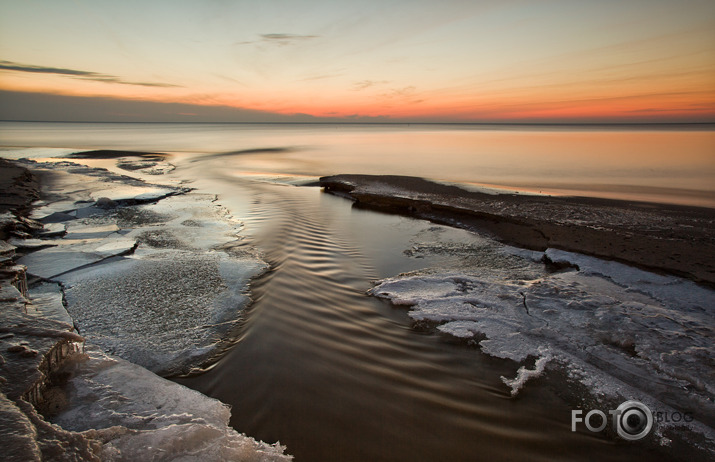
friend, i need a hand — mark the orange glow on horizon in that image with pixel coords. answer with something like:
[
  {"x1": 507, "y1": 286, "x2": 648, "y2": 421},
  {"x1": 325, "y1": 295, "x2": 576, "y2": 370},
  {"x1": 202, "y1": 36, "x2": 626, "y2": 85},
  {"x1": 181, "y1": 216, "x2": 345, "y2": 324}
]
[
  {"x1": 2, "y1": 0, "x2": 714, "y2": 123},
  {"x1": 2, "y1": 73, "x2": 714, "y2": 123}
]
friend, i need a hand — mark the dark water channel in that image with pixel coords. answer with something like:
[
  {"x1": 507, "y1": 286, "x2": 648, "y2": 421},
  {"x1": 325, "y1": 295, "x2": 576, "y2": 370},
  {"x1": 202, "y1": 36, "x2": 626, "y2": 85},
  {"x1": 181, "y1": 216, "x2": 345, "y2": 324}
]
[{"x1": 174, "y1": 174, "x2": 664, "y2": 462}]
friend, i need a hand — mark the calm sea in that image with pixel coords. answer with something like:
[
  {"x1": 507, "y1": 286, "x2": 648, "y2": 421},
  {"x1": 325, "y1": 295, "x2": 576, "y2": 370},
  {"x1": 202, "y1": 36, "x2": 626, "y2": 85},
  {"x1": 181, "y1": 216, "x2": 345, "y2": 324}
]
[
  {"x1": 3, "y1": 121, "x2": 712, "y2": 461},
  {"x1": 1, "y1": 122, "x2": 713, "y2": 206}
]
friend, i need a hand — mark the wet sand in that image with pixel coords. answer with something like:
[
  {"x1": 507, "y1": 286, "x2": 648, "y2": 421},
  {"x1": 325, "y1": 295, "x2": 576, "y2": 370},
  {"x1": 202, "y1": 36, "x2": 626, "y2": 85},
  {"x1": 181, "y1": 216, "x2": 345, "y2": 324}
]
[{"x1": 320, "y1": 174, "x2": 715, "y2": 286}]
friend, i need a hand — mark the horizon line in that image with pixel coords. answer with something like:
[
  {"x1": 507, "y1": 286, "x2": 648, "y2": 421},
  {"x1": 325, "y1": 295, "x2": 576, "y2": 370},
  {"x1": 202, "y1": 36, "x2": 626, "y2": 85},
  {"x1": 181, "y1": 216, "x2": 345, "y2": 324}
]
[{"x1": 2, "y1": 119, "x2": 714, "y2": 127}]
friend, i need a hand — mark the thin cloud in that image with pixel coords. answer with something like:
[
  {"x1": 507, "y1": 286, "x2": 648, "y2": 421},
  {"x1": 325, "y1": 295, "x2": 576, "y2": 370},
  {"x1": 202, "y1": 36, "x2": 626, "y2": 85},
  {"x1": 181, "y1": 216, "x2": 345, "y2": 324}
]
[
  {"x1": 377, "y1": 86, "x2": 424, "y2": 105},
  {"x1": 234, "y1": 33, "x2": 319, "y2": 47},
  {"x1": 380, "y1": 86, "x2": 417, "y2": 98},
  {"x1": 260, "y1": 33, "x2": 319, "y2": 44},
  {"x1": 0, "y1": 60, "x2": 97, "y2": 76},
  {"x1": 298, "y1": 72, "x2": 344, "y2": 82},
  {"x1": 0, "y1": 60, "x2": 180, "y2": 88},
  {"x1": 79, "y1": 76, "x2": 180, "y2": 88},
  {"x1": 352, "y1": 80, "x2": 389, "y2": 91}
]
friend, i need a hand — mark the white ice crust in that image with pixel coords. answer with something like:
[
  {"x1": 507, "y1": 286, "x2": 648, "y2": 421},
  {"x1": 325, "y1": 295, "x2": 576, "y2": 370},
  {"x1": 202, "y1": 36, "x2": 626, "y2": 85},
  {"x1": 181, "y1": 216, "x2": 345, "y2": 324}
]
[
  {"x1": 51, "y1": 192, "x2": 268, "y2": 375},
  {"x1": 7, "y1": 158, "x2": 288, "y2": 460},
  {"x1": 53, "y1": 347, "x2": 291, "y2": 461},
  {"x1": 370, "y1": 247, "x2": 715, "y2": 447}
]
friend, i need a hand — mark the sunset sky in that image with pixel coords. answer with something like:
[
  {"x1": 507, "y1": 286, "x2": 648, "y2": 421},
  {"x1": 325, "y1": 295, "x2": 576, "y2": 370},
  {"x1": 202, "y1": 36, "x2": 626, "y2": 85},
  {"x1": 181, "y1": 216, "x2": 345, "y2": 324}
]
[{"x1": 1, "y1": 0, "x2": 714, "y2": 123}]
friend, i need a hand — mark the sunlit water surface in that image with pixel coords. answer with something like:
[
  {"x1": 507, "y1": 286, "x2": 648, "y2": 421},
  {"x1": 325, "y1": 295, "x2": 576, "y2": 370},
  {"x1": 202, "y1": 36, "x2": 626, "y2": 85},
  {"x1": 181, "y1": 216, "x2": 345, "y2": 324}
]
[
  {"x1": 2, "y1": 122, "x2": 714, "y2": 206},
  {"x1": 172, "y1": 172, "x2": 668, "y2": 461},
  {"x1": 1, "y1": 123, "x2": 710, "y2": 460}
]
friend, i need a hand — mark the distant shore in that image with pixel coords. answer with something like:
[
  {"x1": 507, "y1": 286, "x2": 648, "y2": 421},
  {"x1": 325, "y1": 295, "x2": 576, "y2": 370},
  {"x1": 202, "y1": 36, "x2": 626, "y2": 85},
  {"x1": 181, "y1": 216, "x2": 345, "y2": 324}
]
[{"x1": 320, "y1": 174, "x2": 715, "y2": 286}]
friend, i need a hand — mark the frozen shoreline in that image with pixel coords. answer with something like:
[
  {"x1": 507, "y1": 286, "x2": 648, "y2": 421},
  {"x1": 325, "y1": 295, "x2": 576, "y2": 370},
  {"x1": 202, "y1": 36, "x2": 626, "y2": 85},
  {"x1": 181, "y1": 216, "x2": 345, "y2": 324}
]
[
  {"x1": 320, "y1": 174, "x2": 715, "y2": 286},
  {"x1": 318, "y1": 174, "x2": 715, "y2": 457},
  {"x1": 369, "y1": 251, "x2": 715, "y2": 439},
  {"x1": 0, "y1": 156, "x2": 291, "y2": 460},
  {"x1": 3, "y1": 155, "x2": 714, "y2": 460}
]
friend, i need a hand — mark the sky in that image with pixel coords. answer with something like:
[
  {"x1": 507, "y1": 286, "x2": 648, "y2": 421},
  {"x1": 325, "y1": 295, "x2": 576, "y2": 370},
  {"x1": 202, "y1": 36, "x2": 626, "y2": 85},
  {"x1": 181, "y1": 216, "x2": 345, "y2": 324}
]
[{"x1": 0, "y1": 0, "x2": 714, "y2": 123}]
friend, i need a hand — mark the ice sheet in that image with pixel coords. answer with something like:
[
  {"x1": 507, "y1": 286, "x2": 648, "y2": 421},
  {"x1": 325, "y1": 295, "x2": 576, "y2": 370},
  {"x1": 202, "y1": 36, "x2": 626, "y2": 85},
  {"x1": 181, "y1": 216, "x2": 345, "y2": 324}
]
[
  {"x1": 53, "y1": 347, "x2": 291, "y2": 461},
  {"x1": 26, "y1": 282, "x2": 73, "y2": 326},
  {"x1": 2, "y1": 158, "x2": 286, "y2": 460},
  {"x1": 57, "y1": 249, "x2": 266, "y2": 375},
  {"x1": 13, "y1": 163, "x2": 267, "y2": 375},
  {"x1": 17, "y1": 237, "x2": 137, "y2": 280},
  {"x1": 370, "y1": 247, "x2": 715, "y2": 448}
]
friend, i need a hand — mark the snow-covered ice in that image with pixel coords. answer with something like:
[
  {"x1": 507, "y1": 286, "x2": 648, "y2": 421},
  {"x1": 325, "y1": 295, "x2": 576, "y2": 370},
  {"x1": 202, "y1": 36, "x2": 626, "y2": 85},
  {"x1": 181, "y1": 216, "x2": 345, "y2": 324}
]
[
  {"x1": 2, "y1": 158, "x2": 289, "y2": 460},
  {"x1": 48, "y1": 191, "x2": 268, "y2": 375},
  {"x1": 11, "y1": 160, "x2": 268, "y2": 375},
  {"x1": 370, "y1": 246, "x2": 715, "y2": 449},
  {"x1": 58, "y1": 248, "x2": 266, "y2": 375},
  {"x1": 17, "y1": 235, "x2": 138, "y2": 280}
]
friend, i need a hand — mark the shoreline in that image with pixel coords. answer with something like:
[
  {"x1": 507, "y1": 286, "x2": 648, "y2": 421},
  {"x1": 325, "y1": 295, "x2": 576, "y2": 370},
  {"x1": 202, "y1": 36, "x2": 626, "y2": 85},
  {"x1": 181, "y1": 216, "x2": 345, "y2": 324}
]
[
  {"x1": 320, "y1": 174, "x2": 715, "y2": 286},
  {"x1": 3, "y1": 151, "x2": 713, "y2": 460},
  {"x1": 0, "y1": 157, "x2": 291, "y2": 460},
  {"x1": 323, "y1": 174, "x2": 715, "y2": 455}
]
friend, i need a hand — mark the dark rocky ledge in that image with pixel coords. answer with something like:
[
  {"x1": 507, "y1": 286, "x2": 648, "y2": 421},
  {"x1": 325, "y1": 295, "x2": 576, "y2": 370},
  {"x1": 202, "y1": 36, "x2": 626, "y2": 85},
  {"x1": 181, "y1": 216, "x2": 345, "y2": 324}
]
[
  {"x1": 320, "y1": 174, "x2": 715, "y2": 286},
  {"x1": 0, "y1": 160, "x2": 100, "y2": 459}
]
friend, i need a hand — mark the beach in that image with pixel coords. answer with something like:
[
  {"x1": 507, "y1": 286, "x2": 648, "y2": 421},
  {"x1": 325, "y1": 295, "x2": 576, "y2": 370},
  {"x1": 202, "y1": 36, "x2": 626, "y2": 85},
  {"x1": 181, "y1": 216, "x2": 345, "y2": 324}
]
[
  {"x1": 2, "y1": 0, "x2": 715, "y2": 457},
  {"x1": 0, "y1": 137, "x2": 714, "y2": 461},
  {"x1": 0, "y1": 157, "x2": 291, "y2": 460},
  {"x1": 320, "y1": 174, "x2": 715, "y2": 286}
]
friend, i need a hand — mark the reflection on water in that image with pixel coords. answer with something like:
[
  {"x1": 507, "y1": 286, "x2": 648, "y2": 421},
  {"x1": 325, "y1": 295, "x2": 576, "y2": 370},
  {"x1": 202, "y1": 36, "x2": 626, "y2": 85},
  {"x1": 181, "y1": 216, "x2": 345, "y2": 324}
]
[
  {"x1": 173, "y1": 178, "x2": 669, "y2": 462},
  {"x1": 1, "y1": 122, "x2": 714, "y2": 206},
  {"x1": 2, "y1": 124, "x2": 703, "y2": 460}
]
